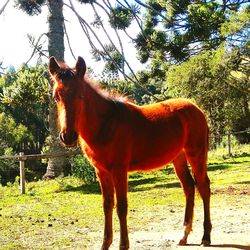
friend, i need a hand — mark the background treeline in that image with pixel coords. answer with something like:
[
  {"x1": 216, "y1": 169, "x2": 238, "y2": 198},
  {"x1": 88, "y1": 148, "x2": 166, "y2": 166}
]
[{"x1": 0, "y1": 0, "x2": 249, "y2": 185}]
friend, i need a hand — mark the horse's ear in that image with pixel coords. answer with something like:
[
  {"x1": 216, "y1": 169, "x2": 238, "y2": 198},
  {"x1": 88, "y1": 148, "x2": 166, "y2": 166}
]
[
  {"x1": 49, "y1": 57, "x2": 60, "y2": 75},
  {"x1": 75, "y1": 56, "x2": 86, "y2": 78}
]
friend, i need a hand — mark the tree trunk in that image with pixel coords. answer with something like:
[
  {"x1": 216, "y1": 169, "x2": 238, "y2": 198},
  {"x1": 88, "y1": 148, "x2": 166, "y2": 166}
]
[
  {"x1": 47, "y1": 0, "x2": 64, "y2": 61},
  {"x1": 43, "y1": 0, "x2": 70, "y2": 179}
]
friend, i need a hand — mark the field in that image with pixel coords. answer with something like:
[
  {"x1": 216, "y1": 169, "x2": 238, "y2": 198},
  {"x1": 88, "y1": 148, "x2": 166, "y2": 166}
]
[{"x1": 0, "y1": 145, "x2": 249, "y2": 250}]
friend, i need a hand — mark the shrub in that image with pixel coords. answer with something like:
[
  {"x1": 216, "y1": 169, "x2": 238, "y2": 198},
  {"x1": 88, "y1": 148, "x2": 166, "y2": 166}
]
[{"x1": 71, "y1": 154, "x2": 96, "y2": 184}]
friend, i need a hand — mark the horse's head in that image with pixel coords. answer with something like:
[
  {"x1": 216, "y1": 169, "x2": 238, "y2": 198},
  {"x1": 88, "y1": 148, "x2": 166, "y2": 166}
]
[{"x1": 48, "y1": 56, "x2": 86, "y2": 147}]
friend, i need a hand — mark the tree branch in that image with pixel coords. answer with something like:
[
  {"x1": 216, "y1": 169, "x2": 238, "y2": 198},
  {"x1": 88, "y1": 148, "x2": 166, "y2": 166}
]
[
  {"x1": 64, "y1": 20, "x2": 76, "y2": 60},
  {"x1": 25, "y1": 33, "x2": 48, "y2": 65},
  {"x1": 0, "y1": 0, "x2": 10, "y2": 15},
  {"x1": 65, "y1": 1, "x2": 160, "y2": 101}
]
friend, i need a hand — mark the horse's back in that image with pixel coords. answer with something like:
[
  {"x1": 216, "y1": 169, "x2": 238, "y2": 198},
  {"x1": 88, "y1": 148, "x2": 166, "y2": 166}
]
[{"x1": 136, "y1": 98, "x2": 207, "y2": 133}]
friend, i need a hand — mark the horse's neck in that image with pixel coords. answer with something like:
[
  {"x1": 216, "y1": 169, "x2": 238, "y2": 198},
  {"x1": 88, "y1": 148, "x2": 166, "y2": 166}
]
[{"x1": 79, "y1": 80, "x2": 111, "y2": 145}]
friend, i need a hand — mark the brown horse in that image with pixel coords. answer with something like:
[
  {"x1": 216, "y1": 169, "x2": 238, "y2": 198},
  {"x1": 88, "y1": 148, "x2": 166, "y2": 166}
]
[{"x1": 48, "y1": 56, "x2": 212, "y2": 249}]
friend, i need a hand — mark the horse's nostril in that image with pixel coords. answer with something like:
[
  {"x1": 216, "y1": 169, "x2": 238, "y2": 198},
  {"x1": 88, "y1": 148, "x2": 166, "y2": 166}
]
[
  {"x1": 72, "y1": 131, "x2": 78, "y2": 141},
  {"x1": 59, "y1": 132, "x2": 66, "y2": 143},
  {"x1": 59, "y1": 131, "x2": 78, "y2": 146}
]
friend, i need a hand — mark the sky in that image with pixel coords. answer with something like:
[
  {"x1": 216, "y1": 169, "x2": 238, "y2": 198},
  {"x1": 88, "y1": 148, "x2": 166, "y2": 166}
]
[
  {"x1": 0, "y1": 0, "x2": 142, "y2": 74},
  {"x1": 0, "y1": 1, "x2": 48, "y2": 68}
]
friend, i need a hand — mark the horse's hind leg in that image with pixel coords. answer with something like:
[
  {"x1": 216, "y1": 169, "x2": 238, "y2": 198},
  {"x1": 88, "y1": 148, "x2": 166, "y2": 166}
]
[
  {"x1": 173, "y1": 151, "x2": 195, "y2": 245},
  {"x1": 198, "y1": 174, "x2": 211, "y2": 246},
  {"x1": 185, "y1": 148, "x2": 212, "y2": 246}
]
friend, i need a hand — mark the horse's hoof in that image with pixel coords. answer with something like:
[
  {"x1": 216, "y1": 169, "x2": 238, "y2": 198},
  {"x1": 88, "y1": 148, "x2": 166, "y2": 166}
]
[
  {"x1": 119, "y1": 243, "x2": 129, "y2": 250},
  {"x1": 119, "y1": 246, "x2": 129, "y2": 250},
  {"x1": 201, "y1": 240, "x2": 211, "y2": 246},
  {"x1": 101, "y1": 242, "x2": 111, "y2": 250},
  {"x1": 101, "y1": 246, "x2": 109, "y2": 250},
  {"x1": 178, "y1": 238, "x2": 187, "y2": 245}
]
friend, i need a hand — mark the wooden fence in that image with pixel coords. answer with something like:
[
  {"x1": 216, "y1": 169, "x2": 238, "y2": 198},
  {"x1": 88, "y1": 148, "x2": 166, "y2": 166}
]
[{"x1": 0, "y1": 149, "x2": 80, "y2": 194}]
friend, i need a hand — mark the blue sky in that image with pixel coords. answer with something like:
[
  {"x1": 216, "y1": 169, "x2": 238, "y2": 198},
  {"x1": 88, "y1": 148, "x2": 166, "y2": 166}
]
[{"x1": 0, "y1": 0, "x2": 142, "y2": 74}]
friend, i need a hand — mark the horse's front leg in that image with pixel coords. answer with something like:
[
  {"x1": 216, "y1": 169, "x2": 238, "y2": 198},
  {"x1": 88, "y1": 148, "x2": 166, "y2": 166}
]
[
  {"x1": 97, "y1": 171, "x2": 115, "y2": 250},
  {"x1": 113, "y1": 168, "x2": 129, "y2": 250}
]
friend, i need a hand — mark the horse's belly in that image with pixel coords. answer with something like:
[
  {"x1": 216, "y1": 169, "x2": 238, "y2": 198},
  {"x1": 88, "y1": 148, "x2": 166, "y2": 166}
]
[
  {"x1": 129, "y1": 139, "x2": 183, "y2": 172},
  {"x1": 129, "y1": 157, "x2": 173, "y2": 172}
]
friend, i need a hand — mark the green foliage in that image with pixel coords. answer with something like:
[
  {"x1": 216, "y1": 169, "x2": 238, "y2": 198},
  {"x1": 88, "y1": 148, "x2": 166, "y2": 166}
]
[
  {"x1": 0, "y1": 147, "x2": 18, "y2": 186},
  {"x1": 0, "y1": 64, "x2": 50, "y2": 184},
  {"x1": 109, "y1": 6, "x2": 135, "y2": 30},
  {"x1": 0, "y1": 112, "x2": 34, "y2": 185},
  {"x1": 1, "y1": 64, "x2": 49, "y2": 106},
  {"x1": 99, "y1": 73, "x2": 132, "y2": 97},
  {"x1": 134, "y1": 0, "x2": 248, "y2": 63},
  {"x1": 131, "y1": 69, "x2": 168, "y2": 104},
  {"x1": 70, "y1": 154, "x2": 97, "y2": 184},
  {"x1": 221, "y1": 6, "x2": 249, "y2": 37},
  {"x1": 92, "y1": 44, "x2": 124, "y2": 74},
  {"x1": 135, "y1": 28, "x2": 169, "y2": 63},
  {"x1": 15, "y1": 0, "x2": 46, "y2": 16},
  {"x1": 0, "y1": 64, "x2": 50, "y2": 152},
  {"x1": 166, "y1": 46, "x2": 250, "y2": 145},
  {"x1": 187, "y1": 2, "x2": 225, "y2": 40},
  {"x1": 0, "y1": 112, "x2": 33, "y2": 149}
]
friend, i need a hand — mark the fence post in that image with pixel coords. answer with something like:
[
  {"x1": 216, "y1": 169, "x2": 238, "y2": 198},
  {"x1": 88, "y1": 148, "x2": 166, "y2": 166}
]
[{"x1": 19, "y1": 152, "x2": 25, "y2": 194}]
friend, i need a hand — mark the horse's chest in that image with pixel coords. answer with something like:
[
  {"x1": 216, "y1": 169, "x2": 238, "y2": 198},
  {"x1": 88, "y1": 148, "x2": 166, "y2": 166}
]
[{"x1": 80, "y1": 140, "x2": 120, "y2": 170}]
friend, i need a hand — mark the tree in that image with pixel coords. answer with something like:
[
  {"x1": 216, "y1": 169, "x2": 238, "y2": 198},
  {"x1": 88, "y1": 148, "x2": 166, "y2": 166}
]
[
  {"x1": 15, "y1": 0, "x2": 69, "y2": 179},
  {"x1": 166, "y1": 46, "x2": 250, "y2": 146},
  {"x1": 0, "y1": 112, "x2": 33, "y2": 185},
  {"x1": 0, "y1": 64, "x2": 49, "y2": 152},
  {"x1": 134, "y1": 0, "x2": 249, "y2": 63}
]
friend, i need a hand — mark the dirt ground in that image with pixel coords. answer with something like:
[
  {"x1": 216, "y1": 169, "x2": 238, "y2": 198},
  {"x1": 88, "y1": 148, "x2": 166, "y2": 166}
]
[{"x1": 90, "y1": 187, "x2": 250, "y2": 250}]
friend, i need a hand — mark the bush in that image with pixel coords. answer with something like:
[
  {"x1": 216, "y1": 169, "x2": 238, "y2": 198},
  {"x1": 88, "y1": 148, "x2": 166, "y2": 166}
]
[
  {"x1": 71, "y1": 154, "x2": 97, "y2": 184},
  {"x1": 0, "y1": 147, "x2": 19, "y2": 185}
]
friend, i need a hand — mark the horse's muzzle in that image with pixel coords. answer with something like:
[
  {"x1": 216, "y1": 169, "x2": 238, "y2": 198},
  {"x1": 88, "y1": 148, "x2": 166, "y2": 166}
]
[{"x1": 59, "y1": 131, "x2": 78, "y2": 147}]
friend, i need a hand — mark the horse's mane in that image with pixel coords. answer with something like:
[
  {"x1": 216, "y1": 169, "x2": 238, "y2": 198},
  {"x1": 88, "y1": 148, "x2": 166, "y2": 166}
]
[{"x1": 84, "y1": 76, "x2": 128, "y2": 104}]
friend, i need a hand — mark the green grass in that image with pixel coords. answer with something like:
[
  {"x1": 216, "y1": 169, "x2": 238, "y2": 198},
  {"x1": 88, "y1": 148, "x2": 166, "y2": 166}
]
[
  {"x1": 208, "y1": 144, "x2": 250, "y2": 187},
  {"x1": 0, "y1": 144, "x2": 249, "y2": 249}
]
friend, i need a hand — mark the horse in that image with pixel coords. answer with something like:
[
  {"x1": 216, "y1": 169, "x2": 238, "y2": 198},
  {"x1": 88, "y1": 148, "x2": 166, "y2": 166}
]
[{"x1": 48, "y1": 56, "x2": 212, "y2": 250}]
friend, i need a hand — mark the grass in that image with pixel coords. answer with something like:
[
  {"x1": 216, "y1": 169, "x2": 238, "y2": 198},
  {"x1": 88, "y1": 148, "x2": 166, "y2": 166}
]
[{"x1": 0, "y1": 144, "x2": 249, "y2": 249}]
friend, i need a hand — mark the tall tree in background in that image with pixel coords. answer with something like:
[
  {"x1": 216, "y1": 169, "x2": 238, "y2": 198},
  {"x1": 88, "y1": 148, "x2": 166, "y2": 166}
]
[
  {"x1": 15, "y1": 0, "x2": 69, "y2": 179},
  {"x1": 134, "y1": 0, "x2": 249, "y2": 63},
  {"x1": 166, "y1": 46, "x2": 250, "y2": 145},
  {"x1": 45, "y1": 0, "x2": 69, "y2": 179}
]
